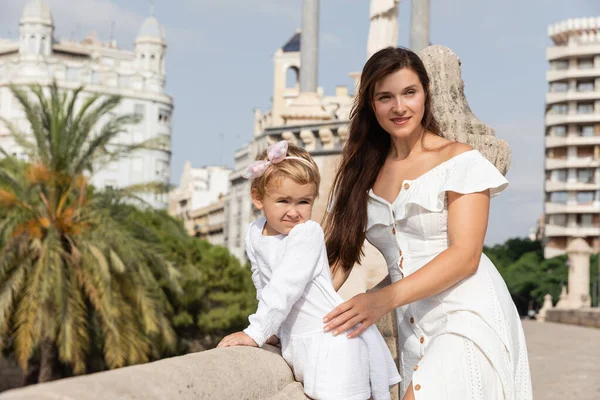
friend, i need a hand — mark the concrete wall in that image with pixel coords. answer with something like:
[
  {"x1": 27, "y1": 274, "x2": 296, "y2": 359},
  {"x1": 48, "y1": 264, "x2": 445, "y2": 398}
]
[
  {"x1": 0, "y1": 313, "x2": 398, "y2": 400},
  {"x1": 0, "y1": 345, "x2": 308, "y2": 400},
  {"x1": 546, "y1": 308, "x2": 600, "y2": 328}
]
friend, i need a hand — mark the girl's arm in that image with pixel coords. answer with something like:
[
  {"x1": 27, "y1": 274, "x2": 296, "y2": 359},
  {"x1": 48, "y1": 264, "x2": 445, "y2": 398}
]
[
  {"x1": 323, "y1": 189, "x2": 490, "y2": 338},
  {"x1": 243, "y1": 221, "x2": 325, "y2": 346},
  {"x1": 245, "y1": 228, "x2": 264, "y2": 299}
]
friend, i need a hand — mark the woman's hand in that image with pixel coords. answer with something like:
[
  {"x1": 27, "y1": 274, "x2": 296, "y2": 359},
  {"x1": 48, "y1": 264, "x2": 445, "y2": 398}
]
[
  {"x1": 323, "y1": 289, "x2": 394, "y2": 338},
  {"x1": 216, "y1": 331, "x2": 258, "y2": 348}
]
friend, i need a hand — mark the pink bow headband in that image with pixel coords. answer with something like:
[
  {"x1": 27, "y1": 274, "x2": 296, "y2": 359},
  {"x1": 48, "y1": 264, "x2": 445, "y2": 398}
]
[{"x1": 242, "y1": 140, "x2": 314, "y2": 180}]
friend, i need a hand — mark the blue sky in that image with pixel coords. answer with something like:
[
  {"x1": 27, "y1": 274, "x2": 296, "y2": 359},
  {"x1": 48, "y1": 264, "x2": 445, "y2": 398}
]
[{"x1": 2, "y1": 0, "x2": 599, "y2": 244}]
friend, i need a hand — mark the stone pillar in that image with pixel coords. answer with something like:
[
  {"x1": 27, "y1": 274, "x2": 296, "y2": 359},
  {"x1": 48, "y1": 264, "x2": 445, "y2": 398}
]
[
  {"x1": 566, "y1": 238, "x2": 593, "y2": 308},
  {"x1": 410, "y1": 0, "x2": 430, "y2": 53},
  {"x1": 300, "y1": 0, "x2": 319, "y2": 93}
]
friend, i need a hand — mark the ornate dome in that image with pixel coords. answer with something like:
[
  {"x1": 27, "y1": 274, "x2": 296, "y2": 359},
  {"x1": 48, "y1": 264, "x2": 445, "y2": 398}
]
[
  {"x1": 138, "y1": 16, "x2": 165, "y2": 40},
  {"x1": 20, "y1": 0, "x2": 53, "y2": 25}
]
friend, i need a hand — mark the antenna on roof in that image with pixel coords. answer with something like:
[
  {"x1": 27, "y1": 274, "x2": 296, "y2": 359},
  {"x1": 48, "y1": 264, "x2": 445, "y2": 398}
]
[
  {"x1": 109, "y1": 20, "x2": 116, "y2": 47},
  {"x1": 110, "y1": 20, "x2": 115, "y2": 41}
]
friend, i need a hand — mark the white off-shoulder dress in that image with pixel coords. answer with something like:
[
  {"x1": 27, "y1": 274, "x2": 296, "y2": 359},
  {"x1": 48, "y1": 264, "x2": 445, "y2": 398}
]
[
  {"x1": 365, "y1": 150, "x2": 533, "y2": 400},
  {"x1": 243, "y1": 218, "x2": 400, "y2": 400}
]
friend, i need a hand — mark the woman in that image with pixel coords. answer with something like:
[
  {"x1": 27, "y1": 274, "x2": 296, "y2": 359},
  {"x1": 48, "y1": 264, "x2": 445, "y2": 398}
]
[{"x1": 322, "y1": 47, "x2": 532, "y2": 400}]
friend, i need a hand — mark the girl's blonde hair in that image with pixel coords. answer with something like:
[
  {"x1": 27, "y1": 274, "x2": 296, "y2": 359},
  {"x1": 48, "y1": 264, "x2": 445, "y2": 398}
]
[{"x1": 250, "y1": 142, "x2": 320, "y2": 198}]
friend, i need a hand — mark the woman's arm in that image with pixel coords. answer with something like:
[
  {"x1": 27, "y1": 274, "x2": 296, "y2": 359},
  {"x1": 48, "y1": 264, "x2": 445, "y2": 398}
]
[{"x1": 323, "y1": 189, "x2": 490, "y2": 338}]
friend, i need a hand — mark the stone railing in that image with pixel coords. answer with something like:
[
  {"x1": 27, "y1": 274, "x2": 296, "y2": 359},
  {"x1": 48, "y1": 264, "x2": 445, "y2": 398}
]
[
  {"x1": 0, "y1": 313, "x2": 398, "y2": 400},
  {"x1": 545, "y1": 308, "x2": 600, "y2": 328},
  {"x1": 0, "y1": 345, "x2": 308, "y2": 400}
]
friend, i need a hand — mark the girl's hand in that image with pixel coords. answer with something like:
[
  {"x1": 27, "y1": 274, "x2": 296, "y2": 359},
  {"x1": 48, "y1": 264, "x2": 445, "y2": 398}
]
[
  {"x1": 265, "y1": 335, "x2": 280, "y2": 346},
  {"x1": 323, "y1": 289, "x2": 393, "y2": 338},
  {"x1": 216, "y1": 332, "x2": 258, "y2": 348}
]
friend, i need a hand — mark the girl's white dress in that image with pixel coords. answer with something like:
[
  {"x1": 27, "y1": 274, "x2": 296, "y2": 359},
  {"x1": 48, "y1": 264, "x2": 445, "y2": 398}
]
[
  {"x1": 243, "y1": 218, "x2": 400, "y2": 400},
  {"x1": 365, "y1": 149, "x2": 533, "y2": 399}
]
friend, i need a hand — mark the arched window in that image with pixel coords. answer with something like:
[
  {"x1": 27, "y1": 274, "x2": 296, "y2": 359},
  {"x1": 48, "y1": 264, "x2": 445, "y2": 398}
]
[
  {"x1": 29, "y1": 35, "x2": 36, "y2": 54},
  {"x1": 286, "y1": 66, "x2": 299, "y2": 89}
]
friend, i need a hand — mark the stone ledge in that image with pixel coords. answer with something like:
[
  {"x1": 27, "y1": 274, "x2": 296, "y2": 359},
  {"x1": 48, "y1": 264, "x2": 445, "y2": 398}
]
[
  {"x1": 0, "y1": 345, "x2": 309, "y2": 400},
  {"x1": 546, "y1": 308, "x2": 600, "y2": 328}
]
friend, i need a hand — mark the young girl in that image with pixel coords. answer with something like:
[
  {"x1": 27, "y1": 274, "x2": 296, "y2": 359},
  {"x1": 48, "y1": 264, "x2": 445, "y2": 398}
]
[{"x1": 217, "y1": 140, "x2": 400, "y2": 400}]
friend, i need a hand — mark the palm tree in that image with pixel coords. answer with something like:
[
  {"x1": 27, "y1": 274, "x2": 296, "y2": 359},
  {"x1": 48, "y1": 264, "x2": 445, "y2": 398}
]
[{"x1": 0, "y1": 81, "x2": 179, "y2": 383}]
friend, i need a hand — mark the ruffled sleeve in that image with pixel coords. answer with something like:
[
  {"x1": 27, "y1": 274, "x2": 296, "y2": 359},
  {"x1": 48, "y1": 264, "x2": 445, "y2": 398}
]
[
  {"x1": 397, "y1": 150, "x2": 509, "y2": 217},
  {"x1": 243, "y1": 220, "x2": 325, "y2": 347}
]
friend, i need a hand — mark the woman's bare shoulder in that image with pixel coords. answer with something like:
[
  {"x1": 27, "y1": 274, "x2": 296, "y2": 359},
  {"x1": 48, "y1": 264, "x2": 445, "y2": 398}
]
[{"x1": 425, "y1": 134, "x2": 474, "y2": 163}]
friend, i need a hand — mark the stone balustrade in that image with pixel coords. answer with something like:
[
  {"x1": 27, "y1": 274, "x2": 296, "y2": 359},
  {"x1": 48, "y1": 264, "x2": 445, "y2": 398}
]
[
  {"x1": 261, "y1": 120, "x2": 349, "y2": 155},
  {"x1": 0, "y1": 314, "x2": 399, "y2": 400},
  {"x1": 545, "y1": 308, "x2": 600, "y2": 328},
  {"x1": 0, "y1": 345, "x2": 308, "y2": 400}
]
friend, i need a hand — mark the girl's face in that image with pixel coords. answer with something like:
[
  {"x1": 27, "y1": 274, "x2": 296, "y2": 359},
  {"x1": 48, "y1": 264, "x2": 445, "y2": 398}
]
[
  {"x1": 372, "y1": 67, "x2": 426, "y2": 140},
  {"x1": 252, "y1": 176, "x2": 317, "y2": 236}
]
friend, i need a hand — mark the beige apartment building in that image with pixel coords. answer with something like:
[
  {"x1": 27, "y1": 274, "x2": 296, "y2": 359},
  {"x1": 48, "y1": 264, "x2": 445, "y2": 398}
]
[{"x1": 544, "y1": 17, "x2": 600, "y2": 258}]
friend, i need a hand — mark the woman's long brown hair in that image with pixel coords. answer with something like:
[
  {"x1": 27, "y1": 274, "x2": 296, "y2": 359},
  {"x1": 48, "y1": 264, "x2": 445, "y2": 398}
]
[{"x1": 323, "y1": 47, "x2": 442, "y2": 275}]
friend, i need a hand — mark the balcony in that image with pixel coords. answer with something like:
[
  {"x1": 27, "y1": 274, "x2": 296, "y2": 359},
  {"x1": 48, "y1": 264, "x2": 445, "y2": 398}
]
[
  {"x1": 544, "y1": 224, "x2": 600, "y2": 237},
  {"x1": 546, "y1": 91, "x2": 600, "y2": 105},
  {"x1": 547, "y1": 43, "x2": 600, "y2": 60},
  {"x1": 545, "y1": 157, "x2": 600, "y2": 169},
  {"x1": 546, "y1": 113, "x2": 600, "y2": 126},
  {"x1": 545, "y1": 201, "x2": 600, "y2": 214},
  {"x1": 546, "y1": 68, "x2": 600, "y2": 82},
  {"x1": 545, "y1": 180, "x2": 599, "y2": 191},
  {"x1": 545, "y1": 135, "x2": 600, "y2": 148}
]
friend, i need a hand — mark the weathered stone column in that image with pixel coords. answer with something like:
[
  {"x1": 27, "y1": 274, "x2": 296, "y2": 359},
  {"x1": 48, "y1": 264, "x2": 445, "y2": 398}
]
[
  {"x1": 410, "y1": 0, "x2": 430, "y2": 53},
  {"x1": 566, "y1": 238, "x2": 593, "y2": 308},
  {"x1": 300, "y1": 0, "x2": 319, "y2": 93}
]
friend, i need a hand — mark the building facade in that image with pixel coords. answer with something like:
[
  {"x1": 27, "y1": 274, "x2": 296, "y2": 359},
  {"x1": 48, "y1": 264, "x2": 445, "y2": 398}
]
[
  {"x1": 544, "y1": 17, "x2": 600, "y2": 258},
  {"x1": 168, "y1": 162, "x2": 231, "y2": 234},
  {"x1": 224, "y1": 31, "x2": 354, "y2": 263},
  {"x1": 188, "y1": 195, "x2": 227, "y2": 246},
  {"x1": 0, "y1": 0, "x2": 173, "y2": 208}
]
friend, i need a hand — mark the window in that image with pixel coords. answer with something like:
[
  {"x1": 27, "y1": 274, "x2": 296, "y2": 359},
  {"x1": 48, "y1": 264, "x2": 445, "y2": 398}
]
[
  {"x1": 580, "y1": 125, "x2": 595, "y2": 137},
  {"x1": 552, "y1": 104, "x2": 568, "y2": 114},
  {"x1": 578, "y1": 58, "x2": 594, "y2": 70},
  {"x1": 551, "y1": 60, "x2": 569, "y2": 71},
  {"x1": 551, "y1": 214, "x2": 567, "y2": 226},
  {"x1": 156, "y1": 160, "x2": 169, "y2": 178},
  {"x1": 577, "y1": 81, "x2": 595, "y2": 92},
  {"x1": 550, "y1": 191, "x2": 568, "y2": 203},
  {"x1": 91, "y1": 71, "x2": 101, "y2": 84},
  {"x1": 577, "y1": 168, "x2": 594, "y2": 183},
  {"x1": 118, "y1": 75, "x2": 131, "y2": 89},
  {"x1": 578, "y1": 214, "x2": 594, "y2": 227},
  {"x1": 158, "y1": 108, "x2": 171, "y2": 123},
  {"x1": 551, "y1": 169, "x2": 567, "y2": 182},
  {"x1": 549, "y1": 125, "x2": 567, "y2": 137},
  {"x1": 577, "y1": 191, "x2": 594, "y2": 204},
  {"x1": 134, "y1": 103, "x2": 145, "y2": 117},
  {"x1": 28, "y1": 35, "x2": 36, "y2": 53},
  {"x1": 577, "y1": 103, "x2": 594, "y2": 114},
  {"x1": 551, "y1": 82, "x2": 568, "y2": 93},
  {"x1": 66, "y1": 67, "x2": 80, "y2": 82}
]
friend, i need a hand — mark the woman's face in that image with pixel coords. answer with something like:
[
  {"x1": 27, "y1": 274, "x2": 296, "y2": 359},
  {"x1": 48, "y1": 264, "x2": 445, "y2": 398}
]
[{"x1": 372, "y1": 67, "x2": 426, "y2": 140}]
